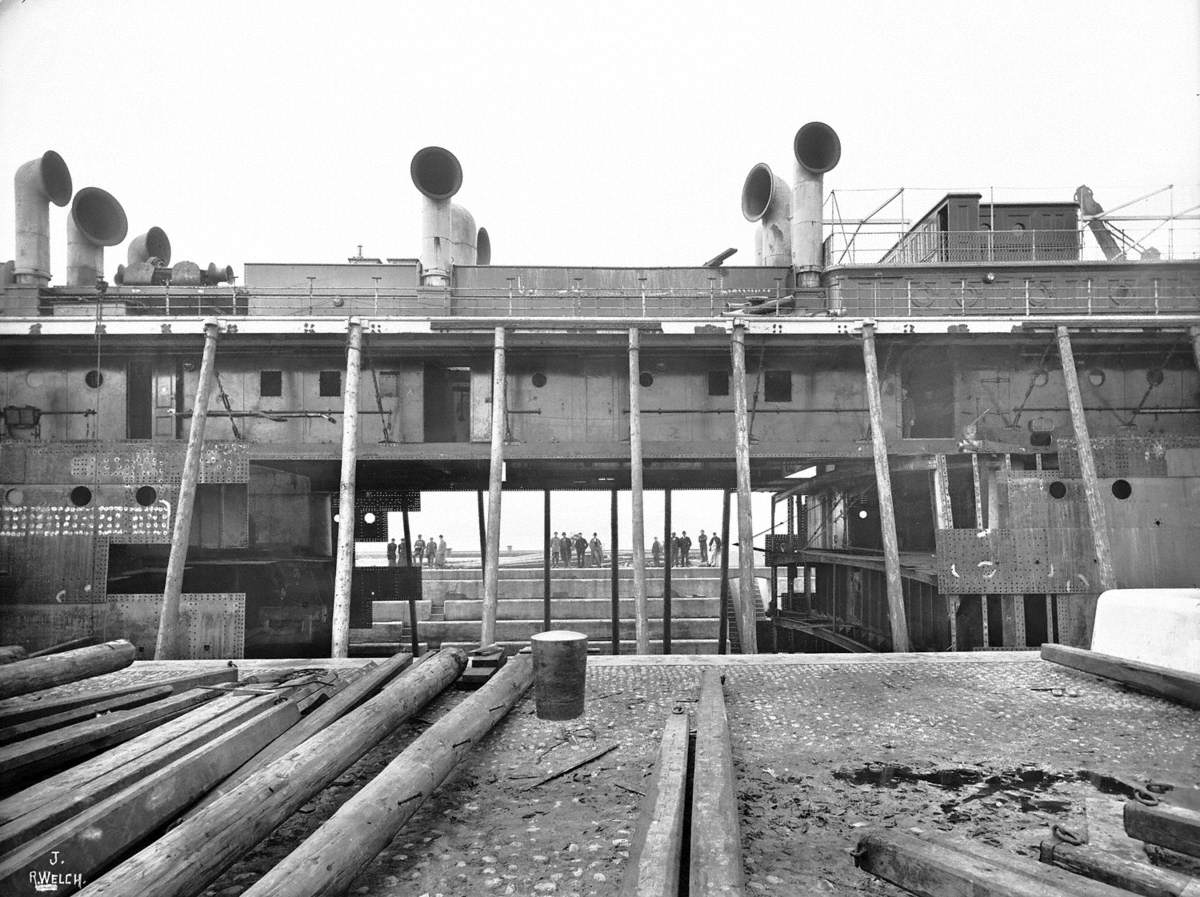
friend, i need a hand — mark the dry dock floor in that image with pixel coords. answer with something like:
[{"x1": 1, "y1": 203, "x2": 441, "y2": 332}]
[{"x1": 20, "y1": 651, "x2": 1200, "y2": 895}]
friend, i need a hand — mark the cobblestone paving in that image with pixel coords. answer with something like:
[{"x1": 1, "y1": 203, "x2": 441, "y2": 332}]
[{"x1": 193, "y1": 655, "x2": 1198, "y2": 896}]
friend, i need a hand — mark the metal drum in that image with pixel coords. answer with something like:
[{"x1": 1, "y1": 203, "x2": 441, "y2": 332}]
[{"x1": 531, "y1": 630, "x2": 588, "y2": 720}]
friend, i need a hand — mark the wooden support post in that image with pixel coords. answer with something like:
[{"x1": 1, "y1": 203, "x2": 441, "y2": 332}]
[
  {"x1": 620, "y1": 710, "x2": 691, "y2": 897},
  {"x1": 971, "y1": 453, "x2": 985, "y2": 529},
  {"x1": 611, "y1": 488, "x2": 620, "y2": 654},
  {"x1": 236, "y1": 657, "x2": 533, "y2": 897},
  {"x1": 543, "y1": 489, "x2": 552, "y2": 632},
  {"x1": 1057, "y1": 325, "x2": 1117, "y2": 591},
  {"x1": 690, "y1": 669, "x2": 746, "y2": 896},
  {"x1": 156, "y1": 318, "x2": 219, "y2": 659},
  {"x1": 0, "y1": 703, "x2": 299, "y2": 896},
  {"x1": 629, "y1": 327, "x2": 649, "y2": 654},
  {"x1": 79, "y1": 649, "x2": 469, "y2": 897},
  {"x1": 476, "y1": 490, "x2": 487, "y2": 567},
  {"x1": 1040, "y1": 837, "x2": 1200, "y2": 896},
  {"x1": 718, "y1": 489, "x2": 731, "y2": 654},
  {"x1": 933, "y1": 454, "x2": 960, "y2": 650},
  {"x1": 401, "y1": 505, "x2": 418, "y2": 657},
  {"x1": 330, "y1": 318, "x2": 363, "y2": 659},
  {"x1": 855, "y1": 829, "x2": 1132, "y2": 897},
  {"x1": 1041, "y1": 643, "x2": 1200, "y2": 709},
  {"x1": 481, "y1": 326, "x2": 506, "y2": 647},
  {"x1": 861, "y1": 323, "x2": 911, "y2": 652},
  {"x1": 730, "y1": 322, "x2": 758, "y2": 654},
  {"x1": 663, "y1": 488, "x2": 673, "y2": 655},
  {"x1": 1124, "y1": 801, "x2": 1200, "y2": 859},
  {"x1": 0, "y1": 639, "x2": 135, "y2": 702}
]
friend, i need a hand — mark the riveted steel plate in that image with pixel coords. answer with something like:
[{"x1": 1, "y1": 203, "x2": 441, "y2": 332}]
[
  {"x1": 106, "y1": 593, "x2": 245, "y2": 659},
  {"x1": 1057, "y1": 435, "x2": 1200, "y2": 479},
  {"x1": 15, "y1": 440, "x2": 247, "y2": 485},
  {"x1": 936, "y1": 528, "x2": 1050, "y2": 594}
]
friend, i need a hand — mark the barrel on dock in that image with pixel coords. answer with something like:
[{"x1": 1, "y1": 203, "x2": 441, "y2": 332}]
[{"x1": 530, "y1": 630, "x2": 588, "y2": 720}]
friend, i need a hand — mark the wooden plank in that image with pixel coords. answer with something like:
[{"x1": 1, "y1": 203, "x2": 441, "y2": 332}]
[
  {"x1": 689, "y1": 669, "x2": 746, "y2": 897},
  {"x1": 26, "y1": 637, "x2": 101, "y2": 658},
  {"x1": 188, "y1": 651, "x2": 412, "y2": 814},
  {"x1": 1041, "y1": 644, "x2": 1200, "y2": 709},
  {"x1": 0, "y1": 666, "x2": 237, "y2": 727},
  {"x1": 0, "y1": 685, "x2": 173, "y2": 746},
  {"x1": 0, "y1": 690, "x2": 259, "y2": 827},
  {"x1": 0, "y1": 640, "x2": 136, "y2": 701},
  {"x1": 0, "y1": 700, "x2": 298, "y2": 897},
  {"x1": 854, "y1": 829, "x2": 1134, "y2": 896},
  {"x1": 1039, "y1": 838, "x2": 1197, "y2": 897},
  {"x1": 0, "y1": 692, "x2": 278, "y2": 853},
  {"x1": 78, "y1": 649, "x2": 468, "y2": 897},
  {"x1": 1125, "y1": 801, "x2": 1200, "y2": 859},
  {"x1": 232, "y1": 654, "x2": 532, "y2": 897},
  {"x1": 0, "y1": 687, "x2": 218, "y2": 788},
  {"x1": 621, "y1": 710, "x2": 691, "y2": 897}
]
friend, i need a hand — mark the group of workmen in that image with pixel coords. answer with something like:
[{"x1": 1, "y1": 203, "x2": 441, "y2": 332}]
[
  {"x1": 650, "y1": 529, "x2": 721, "y2": 567},
  {"x1": 385, "y1": 534, "x2": 447, "y2": 567},
  {"x1": 550, "y1": 532, "x2": 606, "y2": 567}
]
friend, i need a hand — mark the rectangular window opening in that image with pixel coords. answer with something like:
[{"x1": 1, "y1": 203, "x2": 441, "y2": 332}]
[
  {"x1": 319, "y1": 371, "x2": 342, "y2": 397},
  {"x1": 707, "y1": 370, "x2": 729, "y2": 396},
  {"x1": 260, "y1": 370, "x2": 282, "y2": 397},
  {"x1": 764, "y1": 370, "x2": 792, "y2": 403}
]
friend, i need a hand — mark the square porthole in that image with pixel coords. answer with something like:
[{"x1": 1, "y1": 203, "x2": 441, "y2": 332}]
[
  {"x1": 764, "y1": 370, "x2": 792, "y2": 402},
  {"x1": 319, "y1": 371, "x2": 341, "y2": 397},
  {"x1": 260, "y1": 370, "x2": 282, "y2": 397}
]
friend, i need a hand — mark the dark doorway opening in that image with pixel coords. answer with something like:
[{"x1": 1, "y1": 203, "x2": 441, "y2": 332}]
[
  {"x1": 127, "y1": 361, "x2": 154, "y2": 439},
  {"x1": 423, "y1": 364, "x2": 471, "y2": 442}
]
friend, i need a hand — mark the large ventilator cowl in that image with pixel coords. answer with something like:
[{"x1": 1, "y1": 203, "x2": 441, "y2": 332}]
[
  {"x1": 127, "y1": 226, "x2": 172, "y2": 266},
  {"x1": 14, "y1": 150, "x2": 73, "y2": 284},
  {"x1": 741, "y1": 162, "x2": 792, "y2": 266},
  {"x1": 410, "y1": 146, "x2": 489, "y2": 283},
  {"x1": 791, "y1": 121, "x2": 841, "y2": 282},
  {"x1": 67, "y1": 187, "x2": 128, "y2": 286}
]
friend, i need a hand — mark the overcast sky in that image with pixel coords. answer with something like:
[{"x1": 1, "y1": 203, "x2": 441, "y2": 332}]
[{"x1": 2, "y1": 0, "x2": 1197, "y2": 549}]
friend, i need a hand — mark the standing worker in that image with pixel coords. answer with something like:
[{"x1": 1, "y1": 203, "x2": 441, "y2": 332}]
[
  {"x1": 551, "y1": 532, "x2": 560, "y2": 567},
  {"x1": 698, "y1": 529, "x2": 708, "y2": 566},
  {"x1": 425, "y1": 537, "x2": 436, "y2": 567},
  {"x1": 574, "y1": 532, "x2": 587, "y2": 568},
  {"x1": 651, "y1": 536, "x2": 662, "y2": 566},
  {"x1": 386, "y1": 538, "x2": 398, "y2": 567},
  {"x1": 559, "y1": 531, "x2": 572, "y2": 567},
  {"x1": 435, "y1": 535, "x2": 447, "y2": 568},
  {"x1": 708, "y1": 530, "x2": 721, "y2": 565},
  {"x1": 414, "y1": 534, "x2": 426, "y2": 567},
  {"x1": 589, "y1": 532, "x2": 603, "y2": 567},
  {"x1": 680, "y1": 531, "x2": 692, "y2": 566}
]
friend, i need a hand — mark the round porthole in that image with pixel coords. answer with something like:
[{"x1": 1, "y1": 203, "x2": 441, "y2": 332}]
[
  {"x1": 364, "y1": 512, "x2": 377, "y2": 524},
  {"x1": 1048, "y1": 481, "x2": 1067, "y2": 499},
  {"x1": 70, "y1": 486, "x2": 93, "y2": 507},
  {"x1": 85, "y1": 370, "x2": 103, "y2": 388},
  {"x1": 1111, "y1": 479, "x2": 1132, "y2": 500},
  {"x1": 531, "y1": 372, "x2": 547, "y2": 388},
  {"x1": 857, "y1": 509, "x2": 869, "y2": 519},
  {"x1": 5, "y1": 488, "x2": 24, "y2": 507},
  {"x1": 639, "y1": 372, "x2": 654, "y2": 387},
  {"x1": 1146, "y1": 369, "x2": 1164, "y2": 387},
  {"x1": 135, "y1": 486, "x2": 158, "y2": 506},
  {"x1": 332, "y1": 513, "x2": 340, "y2": 523}
]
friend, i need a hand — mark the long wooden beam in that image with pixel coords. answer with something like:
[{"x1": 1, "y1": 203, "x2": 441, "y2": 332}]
[
  {"x1": 1040, "y1": 837, "x2": 1199, "y2": 896},
  {"x1": 1040, "y1": 643, "x2": 1200, "y2": 709},
  {"x1": 620, "y1": 710, "x2": 691, "y2": 897},
  {"x1": 0, "y1": 639, "x2": 136, "y2": 702},
  {"x1": 0, "y1": 685, "x2": 172, "y2": 746},
  {"x1": 1125, "y1": 801, "x2": 1200, "y2": 859},
  {"x1": 629, "y1": 326, "x2": 649, "y2": 653},
  {"x1": 689, "y1": 669, "x2": 746, "y2": 896},
  {"x1": 157, "y1": 319, "x2": 220, "y2": 659},
  {"x1": 481, "y1": 325, "x2": 506, "y2": 647},
  {"x1": 1056, "y1": 325, "x2": 1117, "y2": 591},
  {"x1": 331, "y1": 317, "x2": 364, "y2": 658},
  {"x1": 729, "y1": 323, "x2": 758, "y2": 653},
  {"x1": 236, "y1": 655, "x2": 533, "y2": 897},
  {"x1": 861, "y1": 323, "x2": 911, "y2": 652},
  {"x1": 78, "y1": 648, "x2": 467, "y2": 897}
]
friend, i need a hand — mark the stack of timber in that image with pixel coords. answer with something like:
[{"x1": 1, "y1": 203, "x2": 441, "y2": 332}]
[{"x1": 0, "y1": 638, "x2": 546, "y2": 897}]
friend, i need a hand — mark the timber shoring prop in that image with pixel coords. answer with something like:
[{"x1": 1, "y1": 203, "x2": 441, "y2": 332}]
[
  {"x1": 0, "y1": 701, "x2": 299, "y2": 897},
  {"x1": 1040, "y1": 644, "x2": 1200, "y2": 709},
  {"x1": 237, "y1": 653, "x2": 533, "y2": 897},
  {"x1": 854, "y1": 829, "x2": 1134, "y2": 897},
  {"x1": 0, "y1": 685, "x2": 174, "y2": 746},
  {"x1": 0, "y1": 689, "x2": 261, "y2": 827},
  {"x1": 188, "y1": 651, "x2": 413, "y2": 815},
  {"x1": 0, "y1": 692, "x2": 280, "y2": 852},
  {"x1": 1125, "y1": 801, "x2": 1200, "y2": 860},
  {"x1": 76, "y1": 648, "x2": 467, "y2": 897},
  {"x1": 689, "y1": 668, "x2": 746, "y2": 897},
  {"x1": 0, "y1": 666, "x2": 238, "y2": 728},
  {"x1": 620, "y1": 708, "x2": 691, "y2": 897},
  {"x1": 0, "y1": 639, "x2": 136, "y2": 701},
  {"x1": 1039, "y1": 837, "x2": 1200, "y2": 897},
  {"x1": 0, "y1": 687, "x2": 219, "y2": 788}
]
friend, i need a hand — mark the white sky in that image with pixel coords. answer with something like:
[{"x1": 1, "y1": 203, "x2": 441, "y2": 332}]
[{"x1": 2, "y1": 0, "x2": 1197, "y2": 549}]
